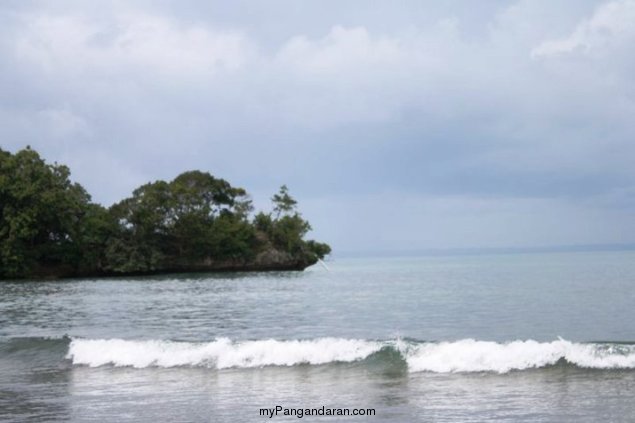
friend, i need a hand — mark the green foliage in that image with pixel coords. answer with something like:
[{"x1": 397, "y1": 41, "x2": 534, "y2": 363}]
[
  {"x1": 104, "y1": 170, "x2": 258, "y2": 271},
  {"x1": 107, "y1": 180, "x2": 173, "y2": 271},
  {"x1": 207, "y1": 214, "x2": 257, "y2": 260},
  {"x1": 253, "y1": 212, "x2": 273, "y2": 233},
  {"x1": 0, "y1": 147, "x2": 101, "y2": 278},
  {"x1": 0, "y1": 147, "x2": 330, "y2": 279},
  {"x1": 74, "y1": 204, "x2": 118, "y2": 273},
  {"x1": 256, "y1": 186, "x2": 330, "y2": 261},
  {"x1": 269, "y1": 214, "x2": 311, "y2": 253},
  {"x1": 271, "y1": 185, "x2": 297, "y2": 219},
  {"x1": 305, "y1": 240, "x2": 332, "y2": 259}
]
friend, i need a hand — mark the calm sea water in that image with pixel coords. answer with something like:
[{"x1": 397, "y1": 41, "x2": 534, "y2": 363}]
[{"x1": 1, "y1": 251, "x2": 635, "y2": 422}]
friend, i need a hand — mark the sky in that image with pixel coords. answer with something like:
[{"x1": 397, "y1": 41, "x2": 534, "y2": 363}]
[{"x1": 2, "y1": 0, "x2": 635, "y2": 254}]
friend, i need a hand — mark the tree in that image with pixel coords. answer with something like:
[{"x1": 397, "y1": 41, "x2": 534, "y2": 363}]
[
  {"x1": 103, "y1": 170, "x2": 258, "y2": 271},
  {"x1": 305, "y1": 240, "x2": 332, "y2": 259},
  {"x1": 0, "y1": 147, "x2": 97, "y2": 277},
  {"x1": 257, "y1": 185, "x2": 330, "y2": 260},
  {"x1": 271, "y1": 185, "x2": 297, "y2": 219},
  {"x1": 167, "y1": 171, "x2": 255, "y2": 261},
  {"x1": 0, "y1": 147, "x2": 330, "y2": 278},
  {"x1": 106, "y1": 180, "x2": 172, "y2": 272}
]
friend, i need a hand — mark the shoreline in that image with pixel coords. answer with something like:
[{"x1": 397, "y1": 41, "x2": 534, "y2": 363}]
[{"x1": 3, "y1": 252, "x2": 318, "y2": 281}]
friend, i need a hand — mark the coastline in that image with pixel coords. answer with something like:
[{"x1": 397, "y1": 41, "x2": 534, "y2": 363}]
[{"x1": 18, "y1": 248, "x2": 319, "y2": 280}]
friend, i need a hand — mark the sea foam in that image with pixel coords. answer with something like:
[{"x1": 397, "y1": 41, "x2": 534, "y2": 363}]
[
  {"x1": 404, "y1": 338, "x2": 635, "y2": 373},
  {"x1": 67, "y1": 337, "x2": 382, "y2": 369},
  {"x1": 66, "y1": 337, "x2": 635, "y2": 373}
]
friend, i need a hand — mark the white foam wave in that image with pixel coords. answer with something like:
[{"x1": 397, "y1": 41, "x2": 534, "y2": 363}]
[
  {"x1": 404, "y1": 339, "x2": 635, "y2": 373},
  {"x1": 66, "y1": 337, "x2": 635, "y2": 373},
  {"x1": 67, "y1": 337, "x2": 382, "y2": 369}
]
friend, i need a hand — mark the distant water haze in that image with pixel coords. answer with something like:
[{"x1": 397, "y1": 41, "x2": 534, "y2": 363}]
[{"x1": 333, "y1": 243, "x2": 635, "y2": 259}]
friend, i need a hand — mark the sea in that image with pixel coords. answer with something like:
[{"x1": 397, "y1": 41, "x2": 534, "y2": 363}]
[{"x1": 1, "y1": 250, "x2": 635, "y2": 422}]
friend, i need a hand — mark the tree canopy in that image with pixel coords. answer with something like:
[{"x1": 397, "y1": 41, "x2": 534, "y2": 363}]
[
  {"x1": 0, "y1": 147, "x2": 330, "y2": 279},
  {"x1": 0, "y1": 147, "x2": 95, "y2": 277}
]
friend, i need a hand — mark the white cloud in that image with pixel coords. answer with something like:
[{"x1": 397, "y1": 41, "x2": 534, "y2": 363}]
[
  {"x1": 532, "y1": 0, "x2": 635, "y2": 57},
  {"x1": 3, "y1": 0, "x2": 635, "y2": 250},
  {"x1": 276, "y1": 26, "x2": 408, "y2": 75},
  {"x1": 13, "y1": 12, "x2": 253, "y2": 78}
]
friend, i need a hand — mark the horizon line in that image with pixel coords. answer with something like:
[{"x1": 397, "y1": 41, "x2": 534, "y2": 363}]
[{"x1": 334, "y1": 243, "x2": 635, "y2": 258}]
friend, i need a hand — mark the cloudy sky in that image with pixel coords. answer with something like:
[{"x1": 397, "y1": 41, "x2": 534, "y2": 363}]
[{"x1": 2, "y1": 0, "x2": 635, "y2": 253}]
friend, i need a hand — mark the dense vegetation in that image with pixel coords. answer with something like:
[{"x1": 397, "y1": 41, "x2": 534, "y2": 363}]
[{"x1": 0, "y1": 147, "x2": 330, "y2": 279}]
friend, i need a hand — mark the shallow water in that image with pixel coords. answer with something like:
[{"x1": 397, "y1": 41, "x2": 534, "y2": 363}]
[{"x1": 1, "y1": 251, "x2": 635, "y2": 422}]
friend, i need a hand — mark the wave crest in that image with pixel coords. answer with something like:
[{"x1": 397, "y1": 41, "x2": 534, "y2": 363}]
[
  {"x1": 67, "y1": 337, "x2": 381, "y2": 369},
  {"x1": 66, "y1": 337, "x2": 635, "y2": 373},
  {"x1": 405, "y1": 339, "x2": 635, "y2": 373}
]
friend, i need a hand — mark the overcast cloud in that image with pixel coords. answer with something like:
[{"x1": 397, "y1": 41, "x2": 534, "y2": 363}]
[{"x1": 2, "y1": 0, "x2": 634, "y2": 253}]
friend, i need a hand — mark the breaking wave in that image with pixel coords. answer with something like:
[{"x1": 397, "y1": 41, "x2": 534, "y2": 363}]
[
  {"x1": 64, "y1": 337, "x2": 635, "y2": 373},
  {"x1": 404, "y1": 338, "x2": 635, "y2": 373},
  {"x1": 67, "y1": 337, "x2": 381, "y2": 369}
]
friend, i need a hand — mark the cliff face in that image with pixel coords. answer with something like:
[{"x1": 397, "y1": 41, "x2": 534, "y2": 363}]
[
  {"x1": 186, "y1": 247, "x2": 319, "y2": 273},
  {"x1": 248, "y1": 247, "x2": 318, "y2": 270},
  {"x1": 28, "y1": 247, "x2": 318, "y2": 279}
]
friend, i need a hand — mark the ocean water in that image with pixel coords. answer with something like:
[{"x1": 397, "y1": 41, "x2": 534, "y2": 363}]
[{"x1": 1, "y1": 251, "x2": 635, "y2": 422}]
